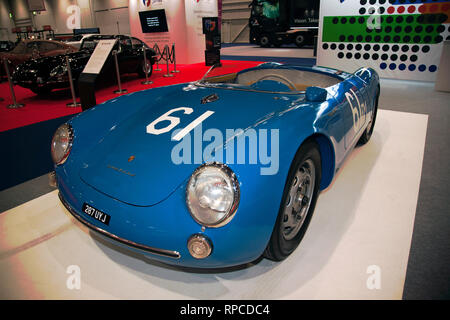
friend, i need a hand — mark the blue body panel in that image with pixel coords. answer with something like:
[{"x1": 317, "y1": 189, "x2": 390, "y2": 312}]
[{"x1": 55, "y1": 64, "x2": 380, "y2": 268}]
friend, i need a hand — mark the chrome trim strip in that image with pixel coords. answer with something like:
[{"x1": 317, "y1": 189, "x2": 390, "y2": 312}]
[{"x1": 58, "y1": 192, "x2": 181, "y2": 259}]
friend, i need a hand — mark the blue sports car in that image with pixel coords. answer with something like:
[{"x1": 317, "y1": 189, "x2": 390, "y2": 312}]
[{"x1": 51, "y1": 63, "x2": 380, "y2": 268}]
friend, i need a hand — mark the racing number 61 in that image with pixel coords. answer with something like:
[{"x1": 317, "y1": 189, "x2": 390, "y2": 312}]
[
  {"x1": 146, "y1": 107, "x2": 215, "y2": 141},
  {"x1": 345, "y1": 89, "x2": 365, "y2": 132}
]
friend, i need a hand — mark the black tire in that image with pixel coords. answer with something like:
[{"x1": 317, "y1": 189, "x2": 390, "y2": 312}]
[
  {"x1": 264, "y1": 140, "x2": 322, "y2": 261},
  {"x1": 358, "y1": 89, "x2": 379, "y2": 145},
  {"x1": 138, "y1": 59, "x2": 153, "y2": 78},
  {"x1": 295, "y1": 34, "x2": 306, "y2": 48},
  {"x1": 31, "y1": 86, "x2": 52, "y2": 96},
  {"x1": 259, "y1": 35, "x2": 270, "y2": 48}
]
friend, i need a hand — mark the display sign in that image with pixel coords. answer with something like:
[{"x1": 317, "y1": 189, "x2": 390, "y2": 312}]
[
  {"x1": 74, "y1": 28, "x2": 100, "y2": 35},
  {"x1": 203, "y1": 16, "x2": 221, "y2": 66},
  {"x1": 205, "y1": 50, "x2": 221, "y2": 66},
  {"x1": 27, "y1": 0, "x2": 46, "y2": 11},
  {"x1": 202, "y1": 17, "x2": 219, "y2": 35},
  {"x1": 138, "y1": 10, "x2": 169, "y2": 33},
  {"x1": 289, "y1": 0, "x2": 319, "y2": 27},
  {"x1": 205, "y1": 34, "x2": 221, "y2": 50},
  {"x1": 82, "y1": 39, "x2": 117, "y2": 74}
]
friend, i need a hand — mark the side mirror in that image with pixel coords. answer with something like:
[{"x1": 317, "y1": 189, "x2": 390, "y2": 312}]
[{"x1": 305, "y1": 86, "x2": 328, "y2": 102}]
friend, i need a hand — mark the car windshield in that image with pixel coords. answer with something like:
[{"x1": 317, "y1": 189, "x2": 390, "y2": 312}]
[
  {"x1": 196, "y1": 64, "x2": 342, "y2": 93},
  {"x1": 80, "y1": 39, "x2": 101, "y2": 51},
  {"x1": 11, "y1": 42, "x2": 26, "y2": 54},
  {"x1": 80, "y1": 36, "x2": 120, "y2": 52}
]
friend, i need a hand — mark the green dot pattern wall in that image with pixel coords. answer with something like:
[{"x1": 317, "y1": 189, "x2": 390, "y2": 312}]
[{"x1": 317, "y1": 0, "x2": 450, "y2": 81}]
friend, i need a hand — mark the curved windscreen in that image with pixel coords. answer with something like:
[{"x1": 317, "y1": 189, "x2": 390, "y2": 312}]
[{"x1": 196, "y1": 64, "x2": 342, "y2": 93}]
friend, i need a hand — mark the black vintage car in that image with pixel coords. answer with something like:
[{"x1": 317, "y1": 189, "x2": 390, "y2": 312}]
[{"x1": 12, "y1": 35, "x2": 157, "y2": 95}]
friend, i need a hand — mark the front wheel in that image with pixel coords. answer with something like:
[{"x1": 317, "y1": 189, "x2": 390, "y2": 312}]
[
  {"x1": 358, "y1": 90, "x2": 379, "y2": 145},
  {"x1": 264, "y1": 140, "x2": 322, "y2": 261}
]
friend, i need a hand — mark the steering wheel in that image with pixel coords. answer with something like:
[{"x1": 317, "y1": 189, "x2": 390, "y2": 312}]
[{"x1": 254, "y1": 74, "x2": 297, "y2": 91}]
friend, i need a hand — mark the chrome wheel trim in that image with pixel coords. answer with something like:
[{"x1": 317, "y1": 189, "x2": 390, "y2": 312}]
[
  {"x1": 366, "y1": 109, "x2": 375, "y2": 136},
  {"x1": 142, "y1": 60, "x2": 151, "y2": 74},
  {"x1": 282, "y1": 159, "x2": 315, "y2": 241}
]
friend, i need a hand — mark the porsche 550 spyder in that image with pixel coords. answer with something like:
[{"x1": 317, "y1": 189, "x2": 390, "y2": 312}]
[{"x1": 51, "y1": 62, "x2": 380, "y2": 268}]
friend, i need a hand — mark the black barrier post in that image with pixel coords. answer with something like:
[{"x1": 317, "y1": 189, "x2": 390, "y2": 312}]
[
  {"x1": 112, "y1": 50, "x2": 127, "y2": 94},
  {"x1": 163, "y1": 45, "x2": 173, "y2": 78},
  {"x1": 141, "y1": 44, "x2": 153, "y2": 85},
  {"x1": 171, "y1": 43, "x2": 180, "y2": 74},
  {"x1": 153, "y1": 44, "x2": 162, "y2": 71},
  {"x1": 65, "y1": 56, "x2": 81, "y2": 108},
  {"x1": 3, "y1": 59, "x2": 24, "y2": 109},
  {"x1": 313, "y1": 35, "x2": 318, "y2": 57}
]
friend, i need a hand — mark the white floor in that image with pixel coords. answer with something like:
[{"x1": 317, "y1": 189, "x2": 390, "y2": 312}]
[
  {"x1": 0, "y1": 109, "x2": 428, "y2": 300},
  {"x1": 221, "y1": 45, "x2": 315, "y2": 58}
]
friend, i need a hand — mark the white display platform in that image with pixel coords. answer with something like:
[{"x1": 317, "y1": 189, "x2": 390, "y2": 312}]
[{"x1": 0, "y1": 110, "x2": 428, "y2": 300}]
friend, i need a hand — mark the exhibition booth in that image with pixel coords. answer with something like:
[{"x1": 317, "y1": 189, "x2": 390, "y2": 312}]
[{"x1": 0, "y1": 0, "x2": 449, "y2": 301}]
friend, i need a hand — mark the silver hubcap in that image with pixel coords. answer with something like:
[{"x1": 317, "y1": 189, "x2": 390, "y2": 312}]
[
  {"x1": 261, "y1": 37, "x2": 269, "y2": 45},
  {"x1": 142, "y1": 61, "x2": 151, "y2": 74},
  {"x1": 282, "y1": 159, "x2": 315, "y2": 240}
]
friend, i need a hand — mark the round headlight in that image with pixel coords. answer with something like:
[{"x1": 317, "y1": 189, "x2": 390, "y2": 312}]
[
  {"x1": 186, "y1": 163, "x2": 240, "y2": 228},
  {"x1": 51, "y1": 123, "x2": 73, "y2": 165}
]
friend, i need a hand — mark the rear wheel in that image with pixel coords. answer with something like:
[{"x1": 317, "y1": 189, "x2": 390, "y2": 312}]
[
  {"x1": 264, "y1": 141, "x2": 322, "y2": 261},
  {"x1": 259, "y1": 35, "x2": 270, "y2": 47},
  {"x1": 138, "y1": 59, "x2": 153, "y2": 78},
  {"x1": 358, "y1": 90, "x2": 379, "y2": 145}
]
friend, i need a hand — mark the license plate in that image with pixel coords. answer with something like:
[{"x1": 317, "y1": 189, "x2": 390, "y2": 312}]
[{"x1": 82, "y1": 203, "x2": 111, "y2": 226}]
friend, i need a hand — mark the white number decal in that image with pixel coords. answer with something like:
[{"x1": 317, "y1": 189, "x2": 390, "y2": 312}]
[
  {"x1": 345, "y1": 88, "x2": 366, "y2": 132},
  {"x1": 146, "y1": 107, "x2": 214, "y2": 141},
  {"x1": 172, "y1": 110, "x2": 215, "y2": 141},
  {"x1": 146, "y1": 107, "x2": 193, "y2": 135}
]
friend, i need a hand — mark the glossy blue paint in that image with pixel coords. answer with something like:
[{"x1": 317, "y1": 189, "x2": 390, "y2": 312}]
[
  {"x1": 305, "y1": 86, "x2": 328, "y2": 102},
  {"x1": 55, "y1": 64, "x2": 379, "y2": 268}
]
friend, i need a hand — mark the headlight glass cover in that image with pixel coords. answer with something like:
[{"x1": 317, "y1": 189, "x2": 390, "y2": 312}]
[
  {"x1": 51, "y1": 123, "x2": 73, "y2": 165},
  {"x1": 186, "y1": 163, "x2": 240, "y2": 227},
  {"x1": 50, "y1": 64, "x2": 68, "y2": 78}
]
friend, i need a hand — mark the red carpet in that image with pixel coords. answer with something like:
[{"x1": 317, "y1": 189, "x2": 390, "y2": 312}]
[{"x1": 0, "y1": 60, "x2": 261, "y2": 133}]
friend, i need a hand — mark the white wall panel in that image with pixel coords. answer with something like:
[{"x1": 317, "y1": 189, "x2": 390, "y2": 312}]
[{"x1": 317, "y1": 0, "x2": 450, "y2": 81}]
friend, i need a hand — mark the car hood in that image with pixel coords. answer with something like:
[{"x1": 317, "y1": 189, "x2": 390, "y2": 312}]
[
  {"x1": 78, "y1": 84, "x2": 302, "y2": 206},
  {"x1": 15, "y1": 51, "x2": 90, "y2": 76}
]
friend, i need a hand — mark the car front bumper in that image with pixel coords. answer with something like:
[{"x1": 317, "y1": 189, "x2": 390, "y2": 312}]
[
  {"x1": 59, "y1": 191, "x2": 181, "y2": 259},
  {"x1": 55, "y1": 168, "x2": 272, "y2": 269}
]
